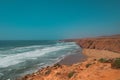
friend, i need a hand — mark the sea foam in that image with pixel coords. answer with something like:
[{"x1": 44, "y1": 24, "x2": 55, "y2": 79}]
[{"x1": 0, "y1": 42, "x2": 77, "y2": 68}]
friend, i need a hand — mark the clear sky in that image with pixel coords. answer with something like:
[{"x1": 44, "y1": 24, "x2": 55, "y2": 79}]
[{"x1": 0, "y1": 0, "x2": 120, "y2": 40}]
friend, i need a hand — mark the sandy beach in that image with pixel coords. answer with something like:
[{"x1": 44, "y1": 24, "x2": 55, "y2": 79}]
[{"x1": 58, "y1": 51, "x2": 86, "y2": 65}]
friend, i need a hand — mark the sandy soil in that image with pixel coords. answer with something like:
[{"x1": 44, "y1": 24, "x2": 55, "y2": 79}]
[
  {"x1": 83, "y1": 49, "x2": 120, "y2": 59},
  {"x1": 21, "y1": 49, "x2": 120, "y2": 80}
]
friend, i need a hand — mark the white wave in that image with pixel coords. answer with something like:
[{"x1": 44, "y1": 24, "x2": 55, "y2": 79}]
[
  {"x1": 0, "y1": 72, "x2": 4, "y2": 76},
  {"x1": 0, "y1": 43, "x2": 77, "y2": 68},
  {"x1": 0, "y1": 45, "x2": 44, "y2": 58},
  {"x1": 11, "y1": 45, "x2": 43, "y2": 51}
]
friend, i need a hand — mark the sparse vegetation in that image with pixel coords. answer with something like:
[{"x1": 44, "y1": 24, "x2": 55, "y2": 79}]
[
  {"x1": 86, "y1": 63, "x2": 92, "y2": 68},
  {"x1": 111, "y1": 58, "x2": 120, "y2": 69},
  {"x1": 98, "y1": 58, "x2": 108, "y2": 63},
  {"x1": 68, "y1": 71, "x2": 75, "y2": 78},
  {"x1": 54, "y1": 63, "x2": 61, "y2": 67},
  {"x1": 45, "y1": 70, "x2": 51, "y2": 75}
]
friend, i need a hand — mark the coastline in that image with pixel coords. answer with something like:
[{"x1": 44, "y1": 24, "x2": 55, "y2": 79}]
[
  {"x1": 21, "y1": 35, "x2": 120, "y2": 80},
  {"x1": 19, "y1": 45, "x2": 87, "y2": 80},
  {"x1": 21, "y1": 49, "x2": 120, "y2": 80}
]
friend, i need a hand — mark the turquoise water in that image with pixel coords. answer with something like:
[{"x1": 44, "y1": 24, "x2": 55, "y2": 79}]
[{"x1": 0, "y1": 40, "x2": 81, "y2": 80}]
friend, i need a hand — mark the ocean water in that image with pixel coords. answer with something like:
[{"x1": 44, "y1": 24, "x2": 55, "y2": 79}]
[{"x1": 0, "y1": 40, "x2": 81, "y2": 80}]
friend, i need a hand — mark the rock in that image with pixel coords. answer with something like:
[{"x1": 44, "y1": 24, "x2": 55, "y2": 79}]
[{"x1": 75, "y1": 35, "x2": 120, "y2": 53}]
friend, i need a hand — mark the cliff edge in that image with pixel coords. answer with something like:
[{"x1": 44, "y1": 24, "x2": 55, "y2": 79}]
[{"x1": 74, "y1": 35, "x2": 120, "y2": 53}]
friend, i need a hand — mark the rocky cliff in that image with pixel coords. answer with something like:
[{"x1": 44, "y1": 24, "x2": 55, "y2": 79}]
[{"x1": 74, "y1": 35, "x2": 120, "y2": 53}]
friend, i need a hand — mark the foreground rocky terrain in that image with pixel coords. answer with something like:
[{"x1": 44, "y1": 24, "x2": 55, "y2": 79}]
[{"x1": 21, "y1": 35, "x2": 120, "y2": 80}]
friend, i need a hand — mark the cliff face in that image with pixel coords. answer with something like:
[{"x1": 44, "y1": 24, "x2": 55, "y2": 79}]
[{"x1": 75, "y1": 35, "x2": 120, "y2": 53}]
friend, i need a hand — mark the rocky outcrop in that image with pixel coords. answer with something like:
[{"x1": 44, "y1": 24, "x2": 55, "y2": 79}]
[
  {"x1": 75, "y1": 35, "x2": 120, "y2": 53},
  {"x1": 21, "y1": 58, "x2": 120, "y2": 80}
]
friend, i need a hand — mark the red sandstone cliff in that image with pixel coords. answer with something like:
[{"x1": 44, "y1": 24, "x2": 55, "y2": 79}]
[
  {"x1": 64, "y1": 35, "x2": 120, "y2": 53},
  {"x1": 76, "y1": 36, "x2": 120, "y2": 53}
]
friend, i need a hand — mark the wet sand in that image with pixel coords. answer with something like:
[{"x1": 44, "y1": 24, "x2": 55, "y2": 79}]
[{"x1": 59, "y1": 52, "x2": 86, "y2": 65}]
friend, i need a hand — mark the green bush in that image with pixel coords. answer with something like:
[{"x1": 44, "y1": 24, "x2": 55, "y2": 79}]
[
  {"x1": 111, "y1": 58, "x2": 120, "y2": 69},
  {"x1": 98, "y1": 58, "x2": 108, "y2": 63},
  {"x1": 68, "y1": 71, "x2": 75, "y2": 78}
]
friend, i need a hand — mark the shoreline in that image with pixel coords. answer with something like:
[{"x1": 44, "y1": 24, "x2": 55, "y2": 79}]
[
  {"x1": 19, "y1": 47, "x2": 86, "y2": 79},
  {"x1": 21, "y1": 49, "x2": 120, "y2": 80},
  {"x1": 18, "y1": 47, "x2": 85, "y2": 79},
  {"x1": 21, "y1": 35, "x2": 120, "y2": 80},
  {"x1": 58, "y1": 50, "x2": 87, "y2": 65}
]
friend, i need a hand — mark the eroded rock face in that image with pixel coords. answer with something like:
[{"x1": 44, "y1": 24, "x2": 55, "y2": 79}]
[{"x1": 73, "y1": 35, "x2": 120, "y2": 53}]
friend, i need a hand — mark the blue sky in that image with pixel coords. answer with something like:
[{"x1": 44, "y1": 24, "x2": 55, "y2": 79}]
[{"x1": 0, "y1": 0, "x2": 120, "y2": 40}]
